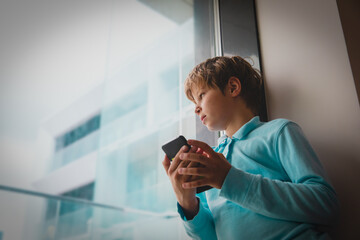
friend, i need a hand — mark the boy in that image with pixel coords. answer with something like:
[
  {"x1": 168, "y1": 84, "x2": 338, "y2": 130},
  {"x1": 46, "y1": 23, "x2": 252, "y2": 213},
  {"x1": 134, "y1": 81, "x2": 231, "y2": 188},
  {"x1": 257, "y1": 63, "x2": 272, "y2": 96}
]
[{"x1": 162, "y1": 56, "x2": 339, "y2": 239}]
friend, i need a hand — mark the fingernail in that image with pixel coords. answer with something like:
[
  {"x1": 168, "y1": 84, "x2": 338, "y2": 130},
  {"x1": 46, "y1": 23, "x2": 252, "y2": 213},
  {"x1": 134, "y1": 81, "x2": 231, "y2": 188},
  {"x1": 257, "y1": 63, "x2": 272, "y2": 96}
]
[
  {"x1": 178, "y1": 168, "x2": 183, "y2": 174},
  {"x1": 179, "y1": 153, "x2": 184, "y2": 159},
  {"x1": 182, "y1": 146, "x2": 188, "y2": 151}
]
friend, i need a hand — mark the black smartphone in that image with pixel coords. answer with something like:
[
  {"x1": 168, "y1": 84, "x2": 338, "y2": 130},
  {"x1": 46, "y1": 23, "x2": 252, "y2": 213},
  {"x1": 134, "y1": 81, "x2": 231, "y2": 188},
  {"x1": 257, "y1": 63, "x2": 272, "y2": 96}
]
[
  {"x1": 162, "y1": 135, "x2": 191, "y2": 161},
  {"x1": 162, "y1": 135, "x2": 212, "y2": 193}
]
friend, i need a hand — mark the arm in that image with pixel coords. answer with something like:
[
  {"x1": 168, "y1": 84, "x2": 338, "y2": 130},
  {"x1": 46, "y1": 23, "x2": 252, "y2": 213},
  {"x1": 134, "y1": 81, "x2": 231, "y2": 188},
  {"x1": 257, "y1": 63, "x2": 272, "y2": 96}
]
[
  {"x1": 220, "y1": 123, "x2": 339, "y2": 225},
  {"x1": 162, "y1": 146, "x2": 217, "y2": 239},
  {"x1": 177, "y1": 193, "x2": 217, "y2": 240},
  {"x1": 180, "y1": 124, "x2": 339, "y2": 226}
]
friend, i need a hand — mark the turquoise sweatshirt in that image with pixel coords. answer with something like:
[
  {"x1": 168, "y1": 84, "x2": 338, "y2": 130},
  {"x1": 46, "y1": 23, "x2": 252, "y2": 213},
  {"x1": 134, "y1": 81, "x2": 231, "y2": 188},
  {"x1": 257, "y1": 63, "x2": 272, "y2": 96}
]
[{"x1": 178, "y1": 116, "x2": 339, "y2": 239}]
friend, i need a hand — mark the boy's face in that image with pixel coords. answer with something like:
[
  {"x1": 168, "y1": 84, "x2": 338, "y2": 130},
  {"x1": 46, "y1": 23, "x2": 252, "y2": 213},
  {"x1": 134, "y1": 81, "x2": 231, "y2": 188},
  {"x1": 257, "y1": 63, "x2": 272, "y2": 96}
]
[{"x1": 191, "y1": 84, "x2": 233, "y2": 131}]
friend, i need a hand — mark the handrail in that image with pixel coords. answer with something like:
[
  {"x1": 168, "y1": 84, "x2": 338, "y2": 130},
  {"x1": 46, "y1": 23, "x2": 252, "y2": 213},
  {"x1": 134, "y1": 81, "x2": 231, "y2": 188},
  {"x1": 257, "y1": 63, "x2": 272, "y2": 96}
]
[{"x1": 0, "y1": 184, "x2": 178, "y2": 218}]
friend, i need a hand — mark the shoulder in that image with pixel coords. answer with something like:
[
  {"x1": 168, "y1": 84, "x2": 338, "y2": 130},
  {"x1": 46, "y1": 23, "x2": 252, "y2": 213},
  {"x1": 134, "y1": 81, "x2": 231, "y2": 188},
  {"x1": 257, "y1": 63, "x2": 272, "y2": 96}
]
[
  {"x1": 257, "y1": 118, "x2": 303, "y2": 140},
  {"x1": 262, "y1": 119, "x2": 308, "y2": 146},
  {"x1": 260, "y1": 118, "x2": 294, "y2": 132},
  {"x1": 265, "y1": 118, "x2": 292, "y2": 126}
]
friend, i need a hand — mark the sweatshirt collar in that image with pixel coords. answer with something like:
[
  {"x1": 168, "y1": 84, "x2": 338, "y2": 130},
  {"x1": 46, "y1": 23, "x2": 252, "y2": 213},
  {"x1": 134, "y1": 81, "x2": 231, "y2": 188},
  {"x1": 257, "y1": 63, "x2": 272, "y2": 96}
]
[{"x1": 218, "y1": 116, "x2": 261, "y2": 144}]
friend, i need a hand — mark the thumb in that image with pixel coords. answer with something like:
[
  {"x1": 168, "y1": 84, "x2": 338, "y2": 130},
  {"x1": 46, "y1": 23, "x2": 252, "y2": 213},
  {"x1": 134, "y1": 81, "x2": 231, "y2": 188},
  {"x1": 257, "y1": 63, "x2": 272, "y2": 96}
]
[{"x1": 162, "y1": 155, "x2": 171, "y2": 174}]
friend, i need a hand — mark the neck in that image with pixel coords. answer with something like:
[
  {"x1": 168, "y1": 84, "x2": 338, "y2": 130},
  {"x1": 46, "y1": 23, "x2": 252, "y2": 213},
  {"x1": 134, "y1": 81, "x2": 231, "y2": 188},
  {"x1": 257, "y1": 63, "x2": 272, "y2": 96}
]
[{"x1": 225, "y1": 105, "x2": 255, "y2": 138}]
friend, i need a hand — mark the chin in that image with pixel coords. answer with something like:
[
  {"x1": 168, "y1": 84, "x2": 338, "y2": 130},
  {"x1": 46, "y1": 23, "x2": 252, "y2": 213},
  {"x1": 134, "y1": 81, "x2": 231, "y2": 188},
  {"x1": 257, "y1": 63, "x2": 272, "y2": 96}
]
[
  {"x1": 206, "y1": 124, "x2": 222, "y2": 132},
  {"x1": 206, "y1": 126, "x2": 215, "y2": 131}
]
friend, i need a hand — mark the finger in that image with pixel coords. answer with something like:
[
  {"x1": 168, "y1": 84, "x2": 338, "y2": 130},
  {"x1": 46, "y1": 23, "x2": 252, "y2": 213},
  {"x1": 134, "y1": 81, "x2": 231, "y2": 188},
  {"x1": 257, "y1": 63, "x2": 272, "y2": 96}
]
[
  {"x1": 180, "y1": 145, "x2": 197, "y2": 169},
  {"x1": 178, "y1": 158, "x2": 190, "y2": 168},
  {"x1": 180, "y1": 152, "x2": 208, "y2": 165},
  {"x1": 189, "y1": 145, "x2": 198, "y2": 153},
  {"x1": 178, "y1": 167, "x2": 207, "y2": 176},
  {"x1": 196, "y1": 148, "x2": 204, "y2": 155},
  {"x1": 187, "y1": 159, "x2": 200, "y2": 168},
  {"x1": 216, "y1": 152, "x2": 227, "y2": 160},
  {"x1": 176, "y1": 145, "x2": 199, "y2": 169},
  {"x1": 162, "y1": 155, "x2": 171, "y2": 174},
  {"x1": 182, "y1": 146, "x2": 197, "y2": 168},
  {"x1": 188, "y1": 139, "x2": 216, "y2": 157},
  {"x1": 184, "y1": 155, "x2": 198, "y2": 182},
  {"x1": 169, "y1": 145, "x2": 189, "y2": 173},
  {"x1": 196, "y1": 148, "x2": 210, "y2": 158},
  {"x1": 182, "y1": 179, "x2": 208, "y2": 189}
]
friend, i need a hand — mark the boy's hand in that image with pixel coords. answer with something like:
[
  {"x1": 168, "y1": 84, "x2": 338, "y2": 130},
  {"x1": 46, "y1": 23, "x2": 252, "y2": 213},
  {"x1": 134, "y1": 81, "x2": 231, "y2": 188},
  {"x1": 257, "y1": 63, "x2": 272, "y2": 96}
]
[
  {"x1": 178, "y1": 139, "x2": 232, "y2": 190},
  {"x1": 162, "y1": 145, "x2": 199, "y2": 219}
]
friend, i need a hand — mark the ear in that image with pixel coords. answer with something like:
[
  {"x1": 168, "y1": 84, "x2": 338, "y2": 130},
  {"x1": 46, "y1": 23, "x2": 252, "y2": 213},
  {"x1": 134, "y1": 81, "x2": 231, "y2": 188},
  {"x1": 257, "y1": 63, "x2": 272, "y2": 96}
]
[{"x1": 227, "y1": 77, "x2": 241, "y2": 97}]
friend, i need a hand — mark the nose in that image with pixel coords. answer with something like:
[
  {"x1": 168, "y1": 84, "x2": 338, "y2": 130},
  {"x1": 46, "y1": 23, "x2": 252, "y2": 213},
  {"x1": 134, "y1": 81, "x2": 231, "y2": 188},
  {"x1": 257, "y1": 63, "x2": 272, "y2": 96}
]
[{"x1": 195, "y1": 106, "x2": 201, "y2": 115}]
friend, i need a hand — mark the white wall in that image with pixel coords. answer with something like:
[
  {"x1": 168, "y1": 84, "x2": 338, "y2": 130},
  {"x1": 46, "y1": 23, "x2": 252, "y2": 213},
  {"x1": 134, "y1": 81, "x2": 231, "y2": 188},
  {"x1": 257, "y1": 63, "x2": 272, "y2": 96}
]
[{"x1": 256, "y1": 0, "x2": 360, "y2": 238}]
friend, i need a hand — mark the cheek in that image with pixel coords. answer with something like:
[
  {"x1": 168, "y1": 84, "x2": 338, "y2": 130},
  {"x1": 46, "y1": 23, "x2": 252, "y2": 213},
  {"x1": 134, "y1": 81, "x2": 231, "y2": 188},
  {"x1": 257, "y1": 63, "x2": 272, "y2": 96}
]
[
  {"x1": 208, "y1": 103, "x2": 225, "y2": 125},
  {"x1": 211, "y1": 101, "x2": 230, "y2": 125},
  {"x1": 210, "y1": 100, "x2": 225, "y2": 115}
]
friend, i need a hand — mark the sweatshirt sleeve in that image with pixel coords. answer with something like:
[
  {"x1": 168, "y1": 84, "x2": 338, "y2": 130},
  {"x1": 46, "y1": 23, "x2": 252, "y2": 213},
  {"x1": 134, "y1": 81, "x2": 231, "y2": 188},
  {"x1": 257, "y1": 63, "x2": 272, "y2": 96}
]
[
  {"x1": 177, "y1": 193, "x2": 217, "y2": 240},
  {"x1": 219, "y1": 122, "x2": 339, "y2": 226}
]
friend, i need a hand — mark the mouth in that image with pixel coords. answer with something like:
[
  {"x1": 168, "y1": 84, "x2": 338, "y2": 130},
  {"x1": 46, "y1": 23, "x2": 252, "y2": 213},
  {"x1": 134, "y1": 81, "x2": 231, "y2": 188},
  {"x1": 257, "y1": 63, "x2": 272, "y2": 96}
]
[{"x1": 200, "y1": 115, "x2": 206, "y2": 122}]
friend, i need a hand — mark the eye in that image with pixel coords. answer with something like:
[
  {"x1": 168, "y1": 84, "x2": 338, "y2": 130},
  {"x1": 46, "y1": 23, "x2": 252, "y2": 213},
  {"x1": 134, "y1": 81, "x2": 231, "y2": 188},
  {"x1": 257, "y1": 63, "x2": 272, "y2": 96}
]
[{"x1": 199, "y1": 93, "x2": 205, "y2": 99}]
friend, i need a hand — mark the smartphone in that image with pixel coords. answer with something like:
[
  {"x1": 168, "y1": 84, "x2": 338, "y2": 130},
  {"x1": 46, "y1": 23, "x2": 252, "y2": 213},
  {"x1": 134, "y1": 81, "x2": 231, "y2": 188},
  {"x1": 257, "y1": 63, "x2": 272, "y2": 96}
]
[
  {"x1": 162, "y1": 135, "x2": 190, "y2": 161},
  {"x1": 162, "y1": 135, "x2": 212, "y2": 193}
]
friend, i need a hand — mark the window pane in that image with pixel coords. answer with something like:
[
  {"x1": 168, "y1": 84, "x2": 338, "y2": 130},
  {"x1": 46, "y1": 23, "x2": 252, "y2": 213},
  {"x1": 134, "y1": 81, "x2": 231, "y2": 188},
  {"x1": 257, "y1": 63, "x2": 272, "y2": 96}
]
[
  {"x1": 0, "y1": 0, "x2": 215, "y2": 239},
  {"x1": 94, "y1": 2, "x2": 198, "y2": 238}
]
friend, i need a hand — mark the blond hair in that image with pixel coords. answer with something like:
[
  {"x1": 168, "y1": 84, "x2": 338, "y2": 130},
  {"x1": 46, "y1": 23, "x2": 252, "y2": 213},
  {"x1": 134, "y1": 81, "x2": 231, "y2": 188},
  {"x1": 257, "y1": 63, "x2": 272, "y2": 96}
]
[{"x1": 184, "y1": 56, "x2": 263, "y2": 115}]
